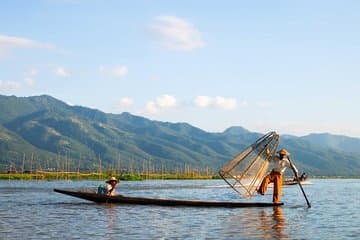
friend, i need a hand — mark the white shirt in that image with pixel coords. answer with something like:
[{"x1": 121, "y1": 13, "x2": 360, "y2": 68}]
[
  {"x1": 272, "y1": 156, "x2": 298, "y2": 174},
  {"x1": 106, "y1": 183, "x2": 117, "y2": 196}
]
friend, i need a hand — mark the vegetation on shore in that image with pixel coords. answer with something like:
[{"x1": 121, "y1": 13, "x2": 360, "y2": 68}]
[
  {"x1": 1, "y1": 172, "x2": 359, "y2": 181},
  {"x1": 0, "y1": 172, "x2": 221, "y2": 181}
]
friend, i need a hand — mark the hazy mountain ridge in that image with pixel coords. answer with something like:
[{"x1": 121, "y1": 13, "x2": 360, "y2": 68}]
[
  {"x1": 300, "y1": 133, "x2": 360, "y2": 154},
  {"x1": 1, "y1": 94, "x2": 360, "y2": 176}
]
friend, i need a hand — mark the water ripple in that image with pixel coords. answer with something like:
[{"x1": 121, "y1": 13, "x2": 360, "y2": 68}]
[{"x1": 1, "y1": 179, "x2": 360, "y2": 239}]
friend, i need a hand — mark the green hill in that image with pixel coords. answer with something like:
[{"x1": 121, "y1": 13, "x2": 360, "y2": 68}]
[{"x1": 1, "y1": 94, "x2": 360, "y2": 176}]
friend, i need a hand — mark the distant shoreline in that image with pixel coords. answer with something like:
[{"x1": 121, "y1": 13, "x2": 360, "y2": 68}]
[
  {"x1": 0, "y1": 172, "x2": 359, "y2": 181},
  {"x1": 0, "y1": 172, "x2": 221, "y2": 181}
]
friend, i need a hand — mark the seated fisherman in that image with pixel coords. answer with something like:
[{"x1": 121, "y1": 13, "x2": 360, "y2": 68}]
[
  {"x1": 299, "y1": 172, "x2": 307, "y2": 181},
  {"x1": 293, "y1": 172, "x2": 307, "y2": 181},
  {"x1": 97, "y1": 177, "x2": 119, "y2": 196}
]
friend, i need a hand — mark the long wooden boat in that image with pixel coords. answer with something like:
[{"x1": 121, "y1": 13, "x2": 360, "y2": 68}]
[
  {"x1": 283, "y1": 179, "x2": 310, "y2": 185},
  {"x1": 54, "y1": 189, "x2": 283, "y2": 208}
]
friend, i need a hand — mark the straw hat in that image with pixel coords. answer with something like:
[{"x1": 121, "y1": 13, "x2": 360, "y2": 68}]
[
  {"x1": 277, "y1": 149, "x2": 290, "y2": 156},
  {"x1": 106, "y1": 177, "x2": 119, "y2": 183}
]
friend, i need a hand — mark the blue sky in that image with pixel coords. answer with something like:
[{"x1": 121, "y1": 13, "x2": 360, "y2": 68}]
[{"x1": 0, "y1": 0, "x2": 359, "y2": 137}]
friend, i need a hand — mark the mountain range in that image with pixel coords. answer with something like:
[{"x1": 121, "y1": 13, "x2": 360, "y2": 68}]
[{"x1": 1, "y1": 94, "x2": 360, "y2": 176}]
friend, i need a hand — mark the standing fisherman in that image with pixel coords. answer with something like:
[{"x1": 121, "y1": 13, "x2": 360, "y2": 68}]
[{"x1": 257, "y1": 149, "x2": 298, "y2": 203}]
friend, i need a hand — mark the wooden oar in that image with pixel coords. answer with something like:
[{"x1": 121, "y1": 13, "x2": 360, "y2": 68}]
[{"x1": 288, "y1": 157, "x2": 311, "y2": 208}]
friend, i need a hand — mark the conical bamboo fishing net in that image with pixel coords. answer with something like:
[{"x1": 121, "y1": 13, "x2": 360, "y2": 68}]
[{"x1": 219, "y1": 131, "x2": 279, "y2": 198}]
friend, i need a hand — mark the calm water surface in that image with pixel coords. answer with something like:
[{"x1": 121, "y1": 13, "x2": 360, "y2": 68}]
[{"x1": 0, "y1": 179, "x2": 359, "y2": 239}]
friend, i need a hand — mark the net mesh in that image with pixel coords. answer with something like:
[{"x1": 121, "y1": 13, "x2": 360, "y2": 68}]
[{"x1": 219, "y1": 131, "x2": 279, "y2": 198}]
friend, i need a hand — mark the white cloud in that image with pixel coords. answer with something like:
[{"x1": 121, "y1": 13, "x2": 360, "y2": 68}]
[
  {"x1": 112, "y1": 65, "x2": 128, "y2": 78},
  {"x1": 119, "y1": 97, "x2": 134, "y2": 107},
  {"x1": 0, "y1": 68, "x2": 38, "y2": 90},
  {"x1": 146, "y1": 101, "x2": 158, "y2": 114},
  {"x1": 145, "y1": 94, "x2": 177, "y2": 114},
  {"x1": 0, "y1": 78, "x2": 35, "y2": 90},
  {"x1": 98, "y1": 65, "x2": 128, "y2": 78},
  {"x1": 0, "y1": 35, "x2": 53, "y2": 49},
  {"x1": 24, "y1": 78, "x2": 35, "y2": 87},
  {"x1": 0, "y1": 80, "x2": 22, "y2": 90},
  {"x1": 55, "y1": 66, "x2": 69, "y2": 77},
  {"x1": 194, "y1": 96, "x2": 212, "y2": 108},
  {"x1": 0, "y1": 34, "x2": 54, "y2": 58},
  {"x1": 156, "y1": 94, "x2": 177, "y2": 108},
  {"x1": 149, "y1": 16, "x2": 205, "y2": 51},
  {"x1": 214, "y1": 96, "x2": 237, "y2": 110},
  {"x1": 194, "y1": 96, "x2": 238, "y2": 110}
]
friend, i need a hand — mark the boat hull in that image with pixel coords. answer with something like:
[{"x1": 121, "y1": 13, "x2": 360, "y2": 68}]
[
  {"x1": 283, "y1": 180, "x2": 299, "y2": 185},
  {"x1": 283, "y1": 180, "x2": 310, "y2": 185},
  {"x1": 54, "y1": 189, "x2": 283, "y2": 208}
]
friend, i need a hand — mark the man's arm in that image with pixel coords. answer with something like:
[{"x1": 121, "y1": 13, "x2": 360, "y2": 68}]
[
  {"x1": 265, "y1": 147, "x2": 274, "y2": 160},
  {"x1": 287, "y1": 157, "x2": 299, "y2": 178}
]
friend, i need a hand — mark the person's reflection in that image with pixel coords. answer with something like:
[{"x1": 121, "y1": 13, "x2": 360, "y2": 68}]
[
  {"x1": 259, "y1": 206, "x2": 287, "y2": 239},
  {"x1": 105, "y1": 204, "x2": 117, "y2": 231},
  {"x1": 222, "y1": 206, "x2": 288, "y2": 239},
  {"x1": 272, "y1": 206, "x2": 287, "y2": 239}
]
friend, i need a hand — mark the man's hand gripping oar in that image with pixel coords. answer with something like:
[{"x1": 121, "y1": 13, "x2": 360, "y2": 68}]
[{"x1": 288, "y1": 156, "x2": 311, "y2": 208}]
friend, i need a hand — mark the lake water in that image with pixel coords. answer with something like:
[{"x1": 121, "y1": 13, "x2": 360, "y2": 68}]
[{"x1": 0, "y1": 179, "x2": 359, "y2": 239}]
